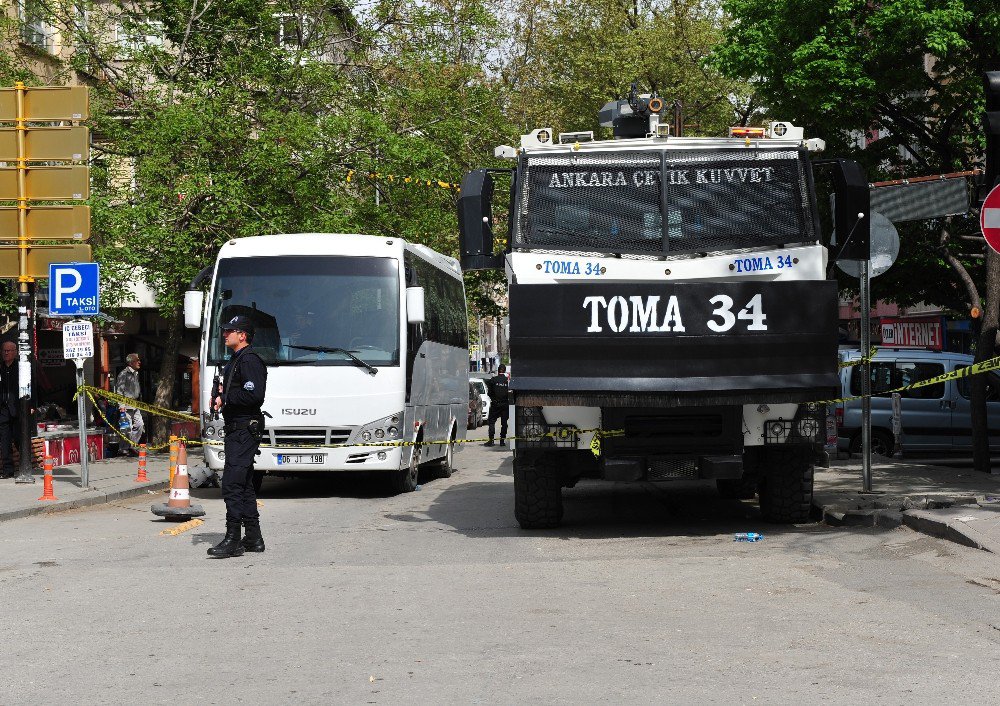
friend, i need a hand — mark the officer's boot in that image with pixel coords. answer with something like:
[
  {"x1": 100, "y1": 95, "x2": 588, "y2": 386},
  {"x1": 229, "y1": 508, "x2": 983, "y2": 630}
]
[
  {"x1": 242, "y1": 519, "x2": 266, "y2": 553},
  {"x1": 207, "y1": 521, "x2": 245, "y2": 558}
]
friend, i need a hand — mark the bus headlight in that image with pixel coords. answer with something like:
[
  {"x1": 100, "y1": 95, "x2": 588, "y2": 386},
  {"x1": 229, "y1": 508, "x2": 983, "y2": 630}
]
[
  {"x1": 204, "y1": 426, "x2": 215, "y2": 438},
  {"x1": 349, "y1": 412, "x2": 405, "y2": 445}
]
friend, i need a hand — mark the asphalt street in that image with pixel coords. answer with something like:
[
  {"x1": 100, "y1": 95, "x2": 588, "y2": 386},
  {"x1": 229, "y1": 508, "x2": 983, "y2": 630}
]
[{"x1": 2, "y1": 439, "x2": 1000, "y2": 703}]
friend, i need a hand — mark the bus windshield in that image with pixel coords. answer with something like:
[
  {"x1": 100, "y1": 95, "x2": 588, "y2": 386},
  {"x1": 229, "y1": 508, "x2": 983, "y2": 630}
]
[{"x1": 207, "y1": 255, "x2": 400, "y2": 367}]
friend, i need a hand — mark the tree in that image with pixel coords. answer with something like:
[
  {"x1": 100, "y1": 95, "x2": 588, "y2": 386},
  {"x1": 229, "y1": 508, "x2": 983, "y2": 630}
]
[
  {"x1": 20, "y1": 0, "x2": 514, "y2": 442},
  {"x1": 714, "y1": 0, "x2": 1000, "y2": 469},
  {"x1": 500, "y1": 0, "x2": 749, "y2": 137}
]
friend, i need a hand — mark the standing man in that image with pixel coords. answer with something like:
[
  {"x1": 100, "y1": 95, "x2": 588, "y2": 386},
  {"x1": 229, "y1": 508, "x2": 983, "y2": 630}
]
[
  {"x1": 0, "y1": 342, "x2": 19, "y2": 478},
  {"x1": 115, "y1": 353, "x2": 144, "y2": 455},
  {"x1": 208, "y1": 315, "x2": 267, "y2": 559},
  {"x1": 484, "y1": 363, "x2": 510, "y2": 447}
]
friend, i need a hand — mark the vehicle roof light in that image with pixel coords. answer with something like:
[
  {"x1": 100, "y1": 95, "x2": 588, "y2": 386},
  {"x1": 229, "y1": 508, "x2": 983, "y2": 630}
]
[{"x1": 729, "y1": 126, "x2": 767, "y2": 138}]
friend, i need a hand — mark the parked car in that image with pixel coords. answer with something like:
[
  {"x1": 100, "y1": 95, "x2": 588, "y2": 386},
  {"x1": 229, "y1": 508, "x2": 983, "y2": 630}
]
[
  {"x1": 470, "y1": 377, "x2": 490, "y2": 422},
  {"x1": 468, "y1": 381, "x2": 484, "y2": 429},
  {"x1": 837, "y1": 348, "x2": 1000, "y2": 455}
]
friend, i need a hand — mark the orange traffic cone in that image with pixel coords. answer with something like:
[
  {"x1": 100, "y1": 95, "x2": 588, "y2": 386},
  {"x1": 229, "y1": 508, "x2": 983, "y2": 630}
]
[
  {"x1": 134, "y1": 444, "x2": 148, "y2": 483},
  {"x1": 168, "y1": 442, "x2": 190, "y2": 508},
  {"x1": 37, "y1": 456, "x2": 57, "y2": 501},
  {"x1": 151, "y1": 440, "x2": 204, "y2": 520},
  {"x1": 167, "y1": 435, "x2": 178, "y2": 488}
]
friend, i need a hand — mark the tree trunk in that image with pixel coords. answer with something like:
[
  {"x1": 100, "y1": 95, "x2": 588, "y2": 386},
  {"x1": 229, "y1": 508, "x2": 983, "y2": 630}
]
[
  {"x1": 972, "y1": 249, "x2": 1000, "y2": 474},
  {"x1": 151, "y1": 306, "x2": 184, "y2": 447}
]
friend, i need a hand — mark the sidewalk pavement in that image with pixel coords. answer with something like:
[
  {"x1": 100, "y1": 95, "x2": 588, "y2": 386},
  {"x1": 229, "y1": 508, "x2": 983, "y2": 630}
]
[
  {"x1": 0, "y1": 453, "x2": 172, "y2": 523},
  {"x1": 815, "y1": 455, "x2": 1000, "y2": 553}
]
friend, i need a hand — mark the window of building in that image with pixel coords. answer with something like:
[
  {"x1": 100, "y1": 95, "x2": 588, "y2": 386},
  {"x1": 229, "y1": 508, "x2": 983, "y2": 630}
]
[
  {"x1": 115, "y1": 18, "x2": 164, "y2": 53},
  {"x1": 273, "y1": 13, "x2": 315, "y2": 52},
  {"x1": 19, "y1": 0, "x2": 56, "y2": 54}
]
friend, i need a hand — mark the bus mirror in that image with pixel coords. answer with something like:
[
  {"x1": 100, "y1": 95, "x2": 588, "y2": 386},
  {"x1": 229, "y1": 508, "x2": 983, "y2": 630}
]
[
  {"x1": 406, "y1": 286, "x2": 425, "y2": 324},
  {"x1": 184, "y1": 290, "x2": 204, "y2": 329},
  {"x1": 458, "y1": 169, "x2": 504, "y2": 271}
]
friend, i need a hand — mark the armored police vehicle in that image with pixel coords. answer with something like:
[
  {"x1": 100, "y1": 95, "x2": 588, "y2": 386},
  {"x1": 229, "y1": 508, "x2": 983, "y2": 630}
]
[
  {"x1": 185, "y1": 234, "x2": 469, "y2": 494},
  {"x1": 458, "y1": 91, "x2": 870, "y2": 527}
]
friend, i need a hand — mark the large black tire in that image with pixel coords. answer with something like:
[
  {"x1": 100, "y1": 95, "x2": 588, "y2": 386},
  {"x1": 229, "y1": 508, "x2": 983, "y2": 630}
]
[
  {"x1": 757, "y1": 446, "x2": 814, "y2": 524},
  {"x1": 389, "y1": 442, "x2": 421, "y2": 494},
  {"x1": 514, "y1": 453, "x2": 563, "y2": 529},
  {"x1": 849, "y1": 429, "x2": 894, "y2": 457}
]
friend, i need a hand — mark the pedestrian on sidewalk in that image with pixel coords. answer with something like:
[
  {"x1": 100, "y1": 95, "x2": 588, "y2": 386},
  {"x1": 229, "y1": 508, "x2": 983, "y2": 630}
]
[
  {"x1": 114, "y1": 353, "x2": 144, "y2": 455},
  {"x1": 208, "y1": 315, "x2": 268, "y2": 559},
  {"x1": 0, "y1": 341, "x2": 20, "y2": 478},
  {"x1": 484, "y1": 363, "x2": 510, "y2": 447}
]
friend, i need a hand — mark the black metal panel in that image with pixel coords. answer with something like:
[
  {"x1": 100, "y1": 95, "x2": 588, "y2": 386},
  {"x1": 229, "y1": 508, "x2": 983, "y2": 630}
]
[{"x1": 509, "y1": 280, "x2": 838, "y2": 403}]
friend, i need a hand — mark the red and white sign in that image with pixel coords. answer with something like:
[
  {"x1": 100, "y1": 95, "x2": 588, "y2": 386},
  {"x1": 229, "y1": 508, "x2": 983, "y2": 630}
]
[
  {"x1": 981, "y1": 184, "x2": 1000, "y2": 254},
  {"x1": 880, "y1": 317, "x2": 944, "y2": 350}
]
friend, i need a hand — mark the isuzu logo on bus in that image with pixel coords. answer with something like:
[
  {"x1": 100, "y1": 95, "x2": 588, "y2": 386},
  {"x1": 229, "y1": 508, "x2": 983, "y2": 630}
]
[
  {"x1": 281, "y1": 408, "x2": 317, "y2": 415},
  {"x1": 582, "y1": 294, "x2": 768, "y2": 334}
]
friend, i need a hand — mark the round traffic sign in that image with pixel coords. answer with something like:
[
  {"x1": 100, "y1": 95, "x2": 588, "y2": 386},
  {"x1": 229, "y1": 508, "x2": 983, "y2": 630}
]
[
  {"x1": 836, "y1": 211, "x2": 899, "y2": 278},
  {"x1": 981, "y1": 183, "x2": 1000, "y2": 254}
]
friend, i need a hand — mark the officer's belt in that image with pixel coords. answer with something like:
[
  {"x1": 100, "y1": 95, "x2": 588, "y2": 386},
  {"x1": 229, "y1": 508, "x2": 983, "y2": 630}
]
[{"x1": 224, "y1": 417, "x2": 262, "y2": 432}]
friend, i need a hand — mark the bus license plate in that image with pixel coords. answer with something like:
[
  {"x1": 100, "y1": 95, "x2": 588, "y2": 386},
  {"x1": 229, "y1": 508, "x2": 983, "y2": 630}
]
[{"x1": 277, "y1": 454, "x2": 325, "y2": 465}]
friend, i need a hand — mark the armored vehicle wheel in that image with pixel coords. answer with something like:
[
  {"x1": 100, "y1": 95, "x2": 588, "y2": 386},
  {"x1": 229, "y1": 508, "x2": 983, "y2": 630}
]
[
  {"x1": 757, "y1": 446, "x2": 814, "y2": 524},
  {"x1": 514, "y1": 453, "x2": 563, "y2": 529}
]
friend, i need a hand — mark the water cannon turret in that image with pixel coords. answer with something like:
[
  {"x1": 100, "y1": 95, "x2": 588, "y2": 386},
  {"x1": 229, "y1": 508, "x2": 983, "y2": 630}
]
[{"x1": 598, "y1": 83, "x2": 666, "y2": 139}]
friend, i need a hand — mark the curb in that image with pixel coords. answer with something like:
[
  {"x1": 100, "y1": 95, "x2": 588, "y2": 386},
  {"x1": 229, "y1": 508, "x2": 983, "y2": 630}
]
[
  {"x1": 0, "y1": 479, "x2": 170, "y2": 524},
  {"x1": 901, "y1": 508, "x2": 1000, "y2": 553}
]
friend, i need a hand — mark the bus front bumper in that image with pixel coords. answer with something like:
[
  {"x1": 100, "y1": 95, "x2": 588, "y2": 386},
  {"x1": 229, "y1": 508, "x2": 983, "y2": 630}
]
[{"x1": 203, "y1": 442, "x2": 404, "y2": 472}]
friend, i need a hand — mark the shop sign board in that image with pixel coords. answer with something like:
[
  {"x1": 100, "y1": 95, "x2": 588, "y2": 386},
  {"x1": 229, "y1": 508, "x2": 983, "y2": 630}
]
[{"x1": 879, "y1": 317, "x2": 944, "y2": 351}]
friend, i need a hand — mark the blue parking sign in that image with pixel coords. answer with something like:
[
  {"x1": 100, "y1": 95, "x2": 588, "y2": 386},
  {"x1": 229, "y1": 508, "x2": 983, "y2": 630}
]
[{"x1": 49, "y1": 262, "x2": 100, "y2": 316}]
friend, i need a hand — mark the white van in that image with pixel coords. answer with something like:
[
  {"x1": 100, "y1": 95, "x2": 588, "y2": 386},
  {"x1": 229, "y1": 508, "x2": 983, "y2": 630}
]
[{"x1": 837, "y1": 348, "x2": 1000, "y2": 455}]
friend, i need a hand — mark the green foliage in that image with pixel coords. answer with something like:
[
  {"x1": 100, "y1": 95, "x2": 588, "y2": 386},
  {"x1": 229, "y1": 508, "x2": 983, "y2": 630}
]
[
  {"x1": 502, "y1": 0, "x2": 747, "y2": 137},
  {"x1": 715, "y1": 0, "x2": 1000, "y2": 310}
]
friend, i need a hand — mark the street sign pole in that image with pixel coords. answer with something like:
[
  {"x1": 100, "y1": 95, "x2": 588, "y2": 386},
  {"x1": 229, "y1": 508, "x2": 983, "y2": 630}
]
[
  {"x1": 860, "y1": 258, "x2": 872, "y2": 493},
  {"x1": 14, "y1": 82, "x2": 33, "y2": 484},
  {"x1": 63, "y1": 319, "x2": 94, "y2": 487},
  {"x1": 75, "y1": 358, "x2": 88, "y2": 487}
]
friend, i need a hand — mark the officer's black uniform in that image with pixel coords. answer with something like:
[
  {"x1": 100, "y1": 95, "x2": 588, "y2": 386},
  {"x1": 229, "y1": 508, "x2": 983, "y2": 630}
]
[
  {"x1": 485, "y1": 368, "x2": 510, "y2": 446},
  {"x1": 209, "y1": 315, "x2": 268, "y2": 558},
  {"x1": 0, "y1": 358, "x2": 18, "y2": 478}
]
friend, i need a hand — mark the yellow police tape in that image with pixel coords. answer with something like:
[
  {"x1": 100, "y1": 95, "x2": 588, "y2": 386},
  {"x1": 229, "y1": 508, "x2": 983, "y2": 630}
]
[
  {"x1": 814, "y1": 353, "x2": 1000, "y2": 405},
  {"x1": 70, "y1": 353, "x2": 1000, "y2": 459},
  {"x1": 838, "y1": 346, "x2": 878, "y2": 369}
]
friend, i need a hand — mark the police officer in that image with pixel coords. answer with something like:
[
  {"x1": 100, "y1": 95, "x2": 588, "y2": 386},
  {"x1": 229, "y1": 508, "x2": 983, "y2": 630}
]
[
  {"x1": 484, "y1": 364, "x2": 510, "y2": 446},
  {"x1": 208, "y1": 315, "x2": 268, "y2": 559}
]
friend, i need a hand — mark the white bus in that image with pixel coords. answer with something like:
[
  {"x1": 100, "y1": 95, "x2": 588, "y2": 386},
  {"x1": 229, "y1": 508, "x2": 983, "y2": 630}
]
[{"x1": 184, "y1": 233, "x2": 469, "y2": 493}]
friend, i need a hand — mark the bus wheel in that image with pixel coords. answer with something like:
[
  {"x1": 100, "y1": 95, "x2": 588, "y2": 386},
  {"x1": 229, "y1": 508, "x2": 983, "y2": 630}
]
[
  {"x1": 390, "y1": 443, "x2": 421, "y2": 494},
  {"x1": 428, "y1": 429, "x2": 455, "y2": 479},
  {"x1": 514, "y1": 453, "x2": 563, "y2": 529}
]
